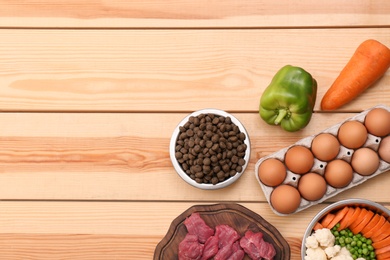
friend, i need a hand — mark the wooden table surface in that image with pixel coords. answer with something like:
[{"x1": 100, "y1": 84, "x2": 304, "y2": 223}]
[{"x1": 0, "y1": 1, "x2": 389, "y2": 259}]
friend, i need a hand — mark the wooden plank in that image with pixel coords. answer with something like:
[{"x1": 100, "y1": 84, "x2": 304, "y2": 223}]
[
  {"x1": 0, "y1": 28, "x2": 389, "y2": 112},
  {"x1": 0, "y1": 0, "x2": 389, "y2": 28},
  {"x1": 0, "y1": 112, "x2": 389, "y2": 201},
  {"x1": 0, "y1": 201, "x2": 388, "y2": 260},
  {"x1": 0, "y1": 234, "x2": 160, "y2": 260}
]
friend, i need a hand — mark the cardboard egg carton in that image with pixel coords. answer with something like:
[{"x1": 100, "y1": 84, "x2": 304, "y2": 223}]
[{"x1": 255, "y1": 104, "x2": 390, "y2": 216}]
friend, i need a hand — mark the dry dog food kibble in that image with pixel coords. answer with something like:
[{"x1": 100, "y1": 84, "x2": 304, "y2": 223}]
[{"x1": 175, "y1": 113, "x2": 247, "y2": 185}]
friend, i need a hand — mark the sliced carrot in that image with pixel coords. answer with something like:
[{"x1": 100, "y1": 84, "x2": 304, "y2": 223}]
[
  {"x1": 327, "y1": 206, "x2": 350, "y2": 229},
  {"x1": 373, "y1": 235, "x2": 390, "y2": 250},
  {"x1": 372, "y1": 231, "x2": 390, "y2": 243},
  {"x1": 350, "y1": 210, "x2": 374, "y2": 235},
  {"x1": 371, "y1": 232, "x2": 390, "y2": 242},
  {"x1": 376, "y1": 250, "x2": 390, "y2": 260},
  {"x1": 320, "y1": 213, "x2": 335, "y2": 228},
  {"x1": 339, "y1": 207, "x2": 361, "y2": 231},
  {"x1": 361, "y1": 213, "x2": 381, "y2": 236},
  {"x1": 365, "y1": 215, "x2": 387, "y2": 238},
  {"x1": 313, "y1": 222, "x2": 324, "y2": 231},
  {"x1": 337, "y1": 207, "x2": 354, "y2": 230},
  {"x1": 371, "y1": 221, "x2": 390, "y2": 242},
  {"x1": 349, "y1": 208, "x2": 368, "y2": 231},
  {"x1": 376, "y1": 245, "x2": 390, "y2": 255}
]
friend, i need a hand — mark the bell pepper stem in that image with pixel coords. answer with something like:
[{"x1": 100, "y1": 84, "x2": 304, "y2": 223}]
[{"x1": 274, "y1": 109, "x2": 288, "y2": 125}]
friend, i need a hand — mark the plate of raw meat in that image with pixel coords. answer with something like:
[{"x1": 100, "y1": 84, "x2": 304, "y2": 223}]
[{"x1": 154, "y1": 203, "x2": 290, "y2": 260}]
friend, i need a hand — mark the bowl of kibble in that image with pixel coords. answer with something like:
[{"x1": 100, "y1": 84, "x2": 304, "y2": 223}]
[{"x1": 170, "y1": 108, "x2": 250, "y2": 190}]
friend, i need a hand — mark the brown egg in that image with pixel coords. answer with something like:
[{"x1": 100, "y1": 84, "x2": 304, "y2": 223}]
[
  {"x1": 352, "y1": 147, "x2": 380, "y2": 176},
  {"x1": 258, "y1": 158, "x2": 287, "y2": 187},
  {"x1": 324, "y1": 159, "x2": 353, "y2": 188},
  {"x1": 338, "y1": 121, "x2": 367, "y2": 149},
  {"x1": 270, "y1": 184, "x2": 301, "y2": 214},
  {"x1": 285, "y1": 146, "x2": 314, "y2": 174},
  {"x1": 311, "y1": 133, "x2": 340, "y2": 161},
  {"x1": 298, "y1": 173, "x2": 327, "y2": 201},
  {"x1": 379, "y1": 136, "x2": 390, "y2": 163},
  {"x1": 364, "y1": 108, "x2": 390, "y2": 137}
]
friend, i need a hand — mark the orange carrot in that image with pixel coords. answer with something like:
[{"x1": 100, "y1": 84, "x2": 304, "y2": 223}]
[
  {"x1": 376, "y1": 245, "x2": 390, "y2": 255},
  {"x1": 327, "y1": 206, "x2": 350, "y2": 229},
  {"x1": 339, "y1": 207, "x2": 361, "y2": 231},
  {"x1": 349, "y1": 208, "x2": 368, "y2": 231},
  {"x1": 373, "y1": 235, "x2": 390, "y2": 250},
  {"x1": 321, "y1": 39, "x2": 390, "y2": 111},
  {"x1": 371, "y1": 221, "x2": 390, "y2": 242},
  {"x1": 320, "y1": 213, "x2": 335, "y2": 228},
  {"x1": 338, "y1": 207, "x2": 355, "y2": 231},
  {"x1": 361, "y1": 213, "x2": 381, "y2": 236},
  {"x1": 365, "y1": 215, "x2": 387, "y2": 238},
  {"x1": 350, "y1": 210, "x2": 374, "y2": 235},
  {"x1": 376, "y1": 250, "x2": 390, "y2": 260},
  {"x1": 313, "y1": 222, "x2": 324, "y2": 231}
]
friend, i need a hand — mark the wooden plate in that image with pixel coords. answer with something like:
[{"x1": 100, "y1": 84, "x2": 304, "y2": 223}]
[{"x1": 154, "y1": 203, "x2": 290, "y2": 260}]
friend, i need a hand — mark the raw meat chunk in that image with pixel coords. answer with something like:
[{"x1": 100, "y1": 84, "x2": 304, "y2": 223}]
[
  {"x1": 178, "y1": 233, "x2": 204, "y2": 260},
  {"x1": 184, "y1": 212, "x2": 214, "y2": 243},
  {"x1": 201, "y1": 235, "x2": 219, "y2": 260},
  {"x1": 215, "y1": 224, "x2": 241, "y2": 248},
  {"x1": 214, "y1": 225, "x2": 243, "y2": 260},
  {"x1": 239, "y1": 230, "x2": 276, "y2": 260},
  {"x1": 227, "y1": 241, "x2": 245, "y2": 260},
  {"x1": 201, "y1": 225, "x2": 244, "y2": 260}
]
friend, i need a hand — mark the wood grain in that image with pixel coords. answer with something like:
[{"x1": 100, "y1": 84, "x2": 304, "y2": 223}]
[
  {"x1": 0, "y1": 234, "x2": 161, "y2": 260},
  {"x1": 0, "y1": 0, "x2": 389, "y2": 28},
  {"x1": 0, "y1": 29, "x2": 388, "y2": 112},
  {"x1": 0, "y1": 112, "x2": 389, "y2": 201},
  {"x1": 0, "y1": 201, "x2": 388, "y2": 260},
  {"x1": 1, "y1": 1, "x2": 389, "y2": 259}
]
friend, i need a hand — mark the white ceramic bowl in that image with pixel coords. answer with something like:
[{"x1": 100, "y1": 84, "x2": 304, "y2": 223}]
[
  {"x1": 169, "y1": 108, "x2": 250, "y2": 190},
  {"x1": 301, "y1": 198, "x2": 390, "y2": 259}
]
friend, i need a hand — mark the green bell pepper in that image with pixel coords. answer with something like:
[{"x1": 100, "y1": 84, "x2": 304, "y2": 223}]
[{"x1": 259, "y1": 65, "x2": 317, "y2": 132}]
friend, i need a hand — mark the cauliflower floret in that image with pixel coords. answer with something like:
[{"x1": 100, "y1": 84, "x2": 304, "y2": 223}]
[
  {"x1": 325, "y1": 245, "x2": 341, "y2": 258},
  {"x1": 305, "y1": 247, "x2": 327, "y2": 260},
  {"x1": 330, "y1": 256, "x2": 353, "y2": 260},
  {"x1": 356, "y1": 258, "x2": 366, "y2": 260},
  {"x1": 337, "y1": 247, "x2": 352, "y2": 257},
  {"x1": 330, "y1": 247, "x2": 353, "y2": 260},
  {"x1": 314, "y1": 228, "x2": 335, "y2": 247},
  {"x1": 305, "y1": 234, "x2": 319, "y2": 249}
]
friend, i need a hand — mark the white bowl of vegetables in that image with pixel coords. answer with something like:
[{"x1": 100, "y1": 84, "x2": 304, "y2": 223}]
[{"x1": 302, "y1": 199, "x2": 390, "y2": 260}]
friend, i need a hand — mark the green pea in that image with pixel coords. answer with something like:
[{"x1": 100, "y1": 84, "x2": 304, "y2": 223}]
[{"x1": 334, "y1": 227, "x2": 375, "y2": 259}]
